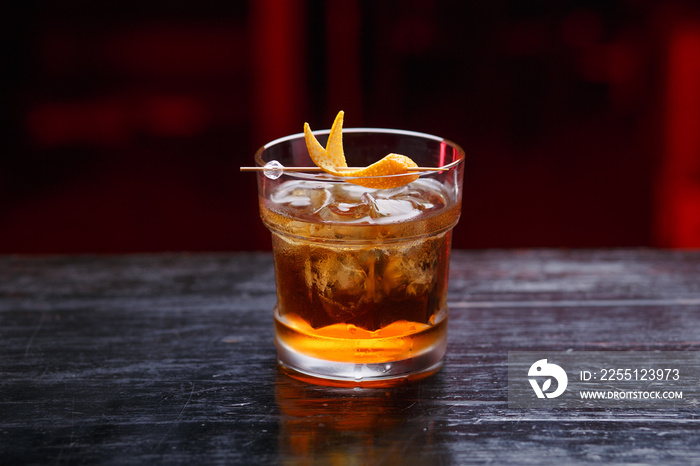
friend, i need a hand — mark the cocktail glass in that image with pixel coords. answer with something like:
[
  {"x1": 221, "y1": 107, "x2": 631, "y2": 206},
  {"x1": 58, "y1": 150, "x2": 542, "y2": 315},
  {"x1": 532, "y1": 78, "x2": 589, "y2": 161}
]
[{"x1": 255, "y1": 127, "x2": 464, "y2": 385}]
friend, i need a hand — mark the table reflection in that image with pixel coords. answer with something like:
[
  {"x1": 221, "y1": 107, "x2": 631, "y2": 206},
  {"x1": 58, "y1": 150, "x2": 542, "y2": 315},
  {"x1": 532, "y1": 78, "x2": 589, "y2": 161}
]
[{"x1": 274, "y1": 370, "x2": 452, "y2": 464}]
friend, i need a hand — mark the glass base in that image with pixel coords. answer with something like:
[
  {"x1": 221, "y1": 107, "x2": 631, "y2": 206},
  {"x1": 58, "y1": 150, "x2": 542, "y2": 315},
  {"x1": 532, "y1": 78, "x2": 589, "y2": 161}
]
[{"x1": 274, "y1": 334, "x2": 446, "y2": 387}]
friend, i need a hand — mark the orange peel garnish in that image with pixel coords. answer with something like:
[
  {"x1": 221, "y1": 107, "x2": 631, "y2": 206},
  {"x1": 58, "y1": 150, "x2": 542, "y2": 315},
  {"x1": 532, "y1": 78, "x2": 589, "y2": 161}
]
[
  {"x1": 304, "y1": 111, "x2": 346, "y2": 171},
  {"x1": 340, "y1": 153, "x2": 419, "y2": 189},
  {"x1": 304, "y1": 111, "x2": 419, "y2": 189}
]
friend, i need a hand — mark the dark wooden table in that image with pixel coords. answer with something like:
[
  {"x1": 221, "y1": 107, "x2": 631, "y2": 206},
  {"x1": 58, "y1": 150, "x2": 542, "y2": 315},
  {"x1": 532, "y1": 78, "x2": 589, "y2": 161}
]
[{"x1": 2, "y1": 250, "x2": 700, "y2": 464}]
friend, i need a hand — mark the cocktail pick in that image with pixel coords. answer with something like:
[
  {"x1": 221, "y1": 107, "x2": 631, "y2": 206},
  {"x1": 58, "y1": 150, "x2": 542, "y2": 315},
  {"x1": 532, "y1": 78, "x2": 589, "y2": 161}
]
[{"x1": 240, "y1": 159, "x2": 461, "y2": 180}]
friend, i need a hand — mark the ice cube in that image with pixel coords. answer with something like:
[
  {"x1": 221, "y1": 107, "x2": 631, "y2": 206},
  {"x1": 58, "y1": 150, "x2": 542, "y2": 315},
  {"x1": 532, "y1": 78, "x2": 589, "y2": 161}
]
[
  {"x1": 309, "y1": 249, "x2": 372, "y2": 322},
  {"x1": 271, "y1": 180, "x2": 331, "y2": 213},
  {"x1": 269, "y1": 178, "x2": 451, "y2": 224},
  {"x1": 309, "y1": 183, "x2": 367, "y2": 221},
  {"x1": 369, "y1": 197, "x2": 420, "y2": 220},
  {"x1": 380, "y1": 250, "x2": 436, "y2": 300},
  {"x1": 323, "y1": 198, "x2": 372, "y2": 220},
  {"x1": 365, "y1": 181, "x2": 445, "y2": 219},
  {"x1": 385, "y1": 179, "x2": 448, "y2": 211}
]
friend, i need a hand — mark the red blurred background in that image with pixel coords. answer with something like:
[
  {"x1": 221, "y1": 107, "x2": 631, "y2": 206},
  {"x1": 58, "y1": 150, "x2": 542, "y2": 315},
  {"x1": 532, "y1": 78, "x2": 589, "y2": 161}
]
[{"x1": 2, "y1": 0, "x2": 700, "y2": 253}]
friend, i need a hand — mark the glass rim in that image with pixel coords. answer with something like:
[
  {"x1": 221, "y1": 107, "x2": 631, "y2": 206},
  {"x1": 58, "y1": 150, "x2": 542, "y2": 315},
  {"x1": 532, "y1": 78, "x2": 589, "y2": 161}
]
[{"x1": 254, "y1": 127, "x2": 465, "y2": 182}]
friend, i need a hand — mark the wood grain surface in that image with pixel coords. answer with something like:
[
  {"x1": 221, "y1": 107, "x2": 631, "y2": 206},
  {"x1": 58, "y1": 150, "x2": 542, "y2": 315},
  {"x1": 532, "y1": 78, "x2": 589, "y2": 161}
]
[{"x1": 1, "y1": 250, "x2": 699, "y2": 464}]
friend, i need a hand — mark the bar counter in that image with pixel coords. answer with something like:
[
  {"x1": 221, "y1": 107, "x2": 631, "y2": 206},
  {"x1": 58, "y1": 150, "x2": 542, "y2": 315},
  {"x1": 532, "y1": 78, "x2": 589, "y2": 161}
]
[{"x1": 2, "y1": 249, "x2": 699, "y2": 464}]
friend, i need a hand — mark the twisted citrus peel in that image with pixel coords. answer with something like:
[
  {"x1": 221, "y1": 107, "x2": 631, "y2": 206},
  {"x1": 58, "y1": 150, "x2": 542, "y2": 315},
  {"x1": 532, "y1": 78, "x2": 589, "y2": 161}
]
[{"x1": 303, "y1": 111, "x2": 419, "y2": 189}]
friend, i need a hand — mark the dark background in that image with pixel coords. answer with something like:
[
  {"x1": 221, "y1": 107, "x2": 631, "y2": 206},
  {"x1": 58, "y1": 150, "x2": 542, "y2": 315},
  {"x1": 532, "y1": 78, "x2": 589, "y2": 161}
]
[{"x1": 2, "y1": 0, "x2": 700, "y2": 254}]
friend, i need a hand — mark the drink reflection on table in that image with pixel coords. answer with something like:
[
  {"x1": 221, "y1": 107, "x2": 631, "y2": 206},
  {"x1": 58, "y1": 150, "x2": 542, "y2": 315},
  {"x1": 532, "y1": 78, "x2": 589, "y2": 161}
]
[{"x1": 274, "y1": 370, "x2": 451, "y2": 464}]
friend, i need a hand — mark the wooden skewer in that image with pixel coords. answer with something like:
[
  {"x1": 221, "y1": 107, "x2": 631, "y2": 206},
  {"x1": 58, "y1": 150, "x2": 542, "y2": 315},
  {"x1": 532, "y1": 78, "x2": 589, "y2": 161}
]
[
  {"x1": 239, "y1": 159, "x2": 461, "y2": 173},
  {"x1": 240, "y1": 166, "x2": 440, "y2": 172}
]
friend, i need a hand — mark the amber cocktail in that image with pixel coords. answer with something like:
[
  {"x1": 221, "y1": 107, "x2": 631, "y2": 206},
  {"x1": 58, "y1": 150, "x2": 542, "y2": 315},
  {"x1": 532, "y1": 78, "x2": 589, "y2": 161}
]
[{"x1": 255, "y1": 128, "x2": 464, "y2": 384}]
